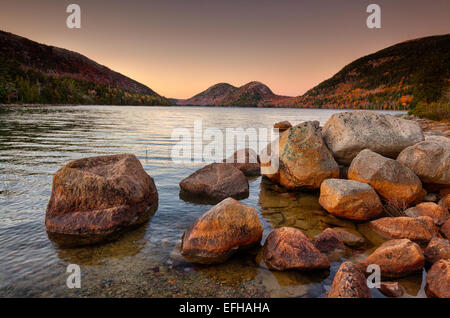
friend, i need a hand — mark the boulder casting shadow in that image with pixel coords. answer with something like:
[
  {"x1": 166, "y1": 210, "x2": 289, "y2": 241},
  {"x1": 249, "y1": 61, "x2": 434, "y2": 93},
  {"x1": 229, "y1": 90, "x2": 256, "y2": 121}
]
[
  {"x1": 45, "y1": 154, "x2": 159, "y2": 247},
  {"x1": 55, "y1": 222, "x2": 149, "y2": 265}
]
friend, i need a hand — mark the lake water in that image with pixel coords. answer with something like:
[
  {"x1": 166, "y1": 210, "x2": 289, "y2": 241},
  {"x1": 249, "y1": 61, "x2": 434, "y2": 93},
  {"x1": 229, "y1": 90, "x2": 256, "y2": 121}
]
[{"x1": 1, "y1": 105, "x2": 427, "y2": 298}]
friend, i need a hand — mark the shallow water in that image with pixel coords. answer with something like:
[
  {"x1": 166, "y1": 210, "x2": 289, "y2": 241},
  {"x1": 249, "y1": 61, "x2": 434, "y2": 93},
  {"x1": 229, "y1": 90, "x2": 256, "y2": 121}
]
[{"x1": 0, "y1": 105, "x2": 426, "y2": 298}]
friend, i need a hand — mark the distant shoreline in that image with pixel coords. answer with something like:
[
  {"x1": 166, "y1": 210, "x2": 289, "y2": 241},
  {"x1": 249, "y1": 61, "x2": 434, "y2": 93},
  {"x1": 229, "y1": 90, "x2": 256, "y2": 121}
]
[
  {"x1": 1, "y1": 103, "x2": 80, "y2": 107},
  {"x1": 0, "y1": 103, "x2": 409, "y2": 112}
]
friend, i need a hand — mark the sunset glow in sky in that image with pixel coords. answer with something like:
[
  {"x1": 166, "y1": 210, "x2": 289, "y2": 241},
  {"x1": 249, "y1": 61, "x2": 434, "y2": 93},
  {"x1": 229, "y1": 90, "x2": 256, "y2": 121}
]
[{"x1": 1, "y1": 0, "x2": 449, "y2": 99}]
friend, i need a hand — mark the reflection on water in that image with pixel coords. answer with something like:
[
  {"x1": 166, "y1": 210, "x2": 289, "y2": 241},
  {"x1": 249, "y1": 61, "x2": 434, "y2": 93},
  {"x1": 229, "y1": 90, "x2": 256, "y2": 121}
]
[
  {"x1": 259, "y1": 179, "x2": 356, "y2": 238},
  {"x1": 56, "y1": 223, "x2": 149, "y2": 266},
  {"x1": 0, "y1": 105, "x2": 425, "y2": 298}
]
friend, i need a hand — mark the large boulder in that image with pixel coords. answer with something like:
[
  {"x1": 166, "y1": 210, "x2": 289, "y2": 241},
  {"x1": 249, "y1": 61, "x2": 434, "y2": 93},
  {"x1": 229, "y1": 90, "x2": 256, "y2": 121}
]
[
  {"x1": 426, "y1": 259, "x2": 450, "y2": 298},
  {"x1": 322, "y1": 111, "x2": 424, "y2": 165},
  {"x1": 404, "y1": 202, "x2": 448, "y2": 226},
  {"x1": 319, "y1": 179, "x2": 383, "y2": 221},
  {"x1": 348, "y1": 149, "x2": 423, "y2": 208},
  {"x1": 224, "y1": 148, "x2": 260, "y2": 176},
  {"x1": 45, "y1": 154, "x2": 158, "y2": 246},
  {"x1": 328, "y1": 261, "x2": 372, "y2": 298},
  {"x1": 260, "y1": 121, "x2": 339, "y2": 190},
  {"x1": 397, "y1": 140, "x2": 450, "y2": 186},
  {"x1": 261, "y1": 227, "x2": 330, "y2": 271},
  {"x1": 179, "y1": 163, "x2": 249, "y2": 204},
  {"x1": 424, "y1": 237, "x2": 450, "y2": 264},
  {"x1": 180, "y1": 198, "x2": 263, "y2": 264},
  {"x1": 368, "y1": 217, "x2": 432, "y2": 243},
  {"x1": 358, "y1": 239, "x2": 425, "y2": 278}
]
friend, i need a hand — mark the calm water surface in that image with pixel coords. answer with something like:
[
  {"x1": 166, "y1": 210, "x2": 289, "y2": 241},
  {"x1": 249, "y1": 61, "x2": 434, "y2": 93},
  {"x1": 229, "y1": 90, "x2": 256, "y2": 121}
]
[{"x1": 1, "y1": 106, "x2": 426, "y2": 298}]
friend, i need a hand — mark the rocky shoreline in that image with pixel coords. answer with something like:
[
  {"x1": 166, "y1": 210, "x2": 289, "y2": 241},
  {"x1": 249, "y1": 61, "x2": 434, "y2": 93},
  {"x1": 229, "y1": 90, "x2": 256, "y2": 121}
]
[
  {"x1": 405, "y1": 115, "x2": 450, "y2": 138},
  {"x1": 44, "y1": 110, "x2": 449, "y2": 298}
]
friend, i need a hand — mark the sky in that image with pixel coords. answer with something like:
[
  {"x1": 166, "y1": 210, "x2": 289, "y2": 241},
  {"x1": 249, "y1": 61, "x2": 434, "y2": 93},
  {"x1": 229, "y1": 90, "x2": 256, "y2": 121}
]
[{"x1": 0, "y1": 0, "x2": 449, "y2": 99}]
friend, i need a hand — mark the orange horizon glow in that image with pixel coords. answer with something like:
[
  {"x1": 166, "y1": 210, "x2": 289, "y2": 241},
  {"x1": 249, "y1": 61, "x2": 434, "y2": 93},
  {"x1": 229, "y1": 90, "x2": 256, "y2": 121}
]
[{"x1": 0, "y1": 0, "x2": 449, "y2": 99}]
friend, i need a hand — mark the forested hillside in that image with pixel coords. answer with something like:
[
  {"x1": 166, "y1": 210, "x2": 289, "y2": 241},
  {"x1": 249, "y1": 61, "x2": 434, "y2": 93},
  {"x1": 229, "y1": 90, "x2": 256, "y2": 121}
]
[
  {"x1": 283, "y1": 34, "x2": 449, "y2": 113},
  {"x1": 0, "y1": 30, "x2": 170, "y2": 105}
]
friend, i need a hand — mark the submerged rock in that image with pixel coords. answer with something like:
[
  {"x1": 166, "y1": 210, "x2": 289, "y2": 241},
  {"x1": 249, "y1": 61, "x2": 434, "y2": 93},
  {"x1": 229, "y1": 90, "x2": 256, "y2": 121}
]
[
  {"x1": 313, "y1": 228, "x2": 346, "y2": 252},
  {"x1": 424, "y1": 237, "x2": 450, "y2": 264},
  {"x1": 261, "y1": 121, "x2": 339, "y2": 190},
  {"x1": 322, "y1": 111, "x2": 424, "y2": 165},
  {"x1": 332, "y1": 227, "x2": 366, "y2": 247},
  {"x1": 45, "y1": 154, "x2": 158, "y2": 246},
  {"x1": 318, "y1": 179, "x2": 383, "y2": 221},
  {"x1": 328, "y1": 261, "x2": 371, "y2": 298},
  {"x1": 348, "y1": 149, "x2": 423, "y2": 208},
  {"x1": 404, "y1": 202, "x2": 448, "y2": 226},
  {"x1": 426, "y1": 259, "x2": 450, "y2": 298},
  {"x1": 358, "y1": 239, "x2": 425, "y2": 278},
  {"x1": 179, "y1": 163, "x2": 249, "y2": 204},
  {"x1": 397, "y1": 140, "x2": 450, "y2": 186},
  {"x1": 224, "y1": 148, "x2": 260, "y2": 176},
  {"x1": 368, "y1": 217, "x2": 432, "y2": 243},
  {"x1": 180, "y1": 198, "x2": 263, "y2": 264},
  {"x1": 261, "y1": 227, "x2": 330, "y2": 271},
  {"x1": 378, "y1": 282, "x2": 405, "y2": 297}
]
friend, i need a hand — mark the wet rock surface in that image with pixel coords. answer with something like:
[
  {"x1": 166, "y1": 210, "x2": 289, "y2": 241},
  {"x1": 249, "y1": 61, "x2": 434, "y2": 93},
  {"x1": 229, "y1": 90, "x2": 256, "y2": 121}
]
[
  {"x1": 45, "y1": 154, "x2": 159, "y2": 246},
  {"x1": 424, "y1": 237, "x2": 450, "y2": 264},
  {"x1": 179, "y1": 163, "x2": 249, "y2": 204},
  {"x1": 224, "y1": 148, "x2": 260, "y2": 176},
  {"x1": 319, "y1": 178, "x2": 383, "y2": 221},
  {"x1": 261, "y1": 227, "x2": 330, "y2": 271},
  {"x1": 348, "y1": 149, "x2": 423, "y2": 208},
  {"x1": 404, "y1": 202, "x2": 448, "y2": 225},
  {"x1": 332, "y1": 227, "x2": 366, "y2": 247},
  {"x1": 358, "y1": 239, "x2": 425, "y2": 278},
  {"x1": 426, "y1": 259, "x2": 450, "y2": 298},
  {"x1": 181, "y1": 198, "x2": 263, "y2": 264},
  {"x1": 368, "y1": 217, "x2": 432, "y2": 243},
  {"x1": 378, "y1": 282, "x2": 405, "y2": 297},
  {"x1": 313, "y1": 228, "x2": 346, "y2": 252},
  {"x1": 328, "y1": 261, "x2": 371, "y2": 298},
  {"x1": 415, "y1": 216, "x2": 441, "y2": 238}
]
